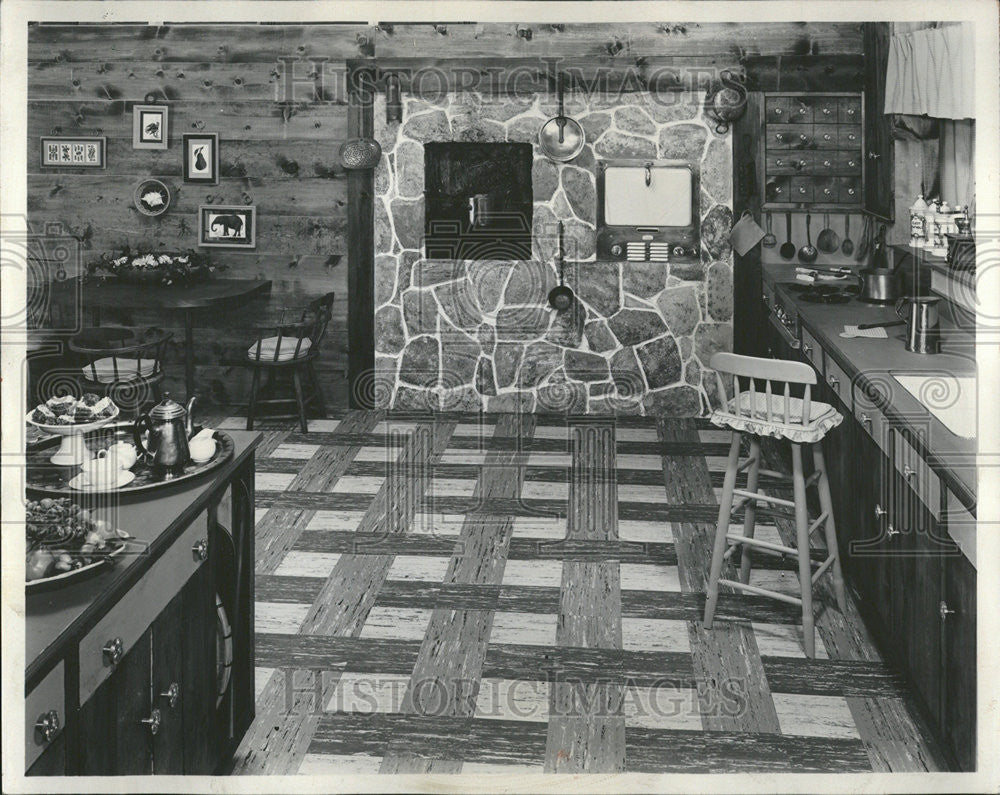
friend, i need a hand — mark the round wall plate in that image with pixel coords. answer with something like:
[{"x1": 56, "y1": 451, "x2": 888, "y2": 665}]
[{"x1": 134, "y1": 178, "x2": 171, "y2": 216}]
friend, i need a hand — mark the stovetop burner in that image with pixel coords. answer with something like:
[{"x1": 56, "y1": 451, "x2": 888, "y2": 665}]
[{"x1": 784, "y1": 282, "x2": 860, "y2": 304}]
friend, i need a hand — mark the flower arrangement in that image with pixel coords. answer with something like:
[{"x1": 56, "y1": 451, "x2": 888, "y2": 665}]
[{"x1": 86, "y1": 248, "x2": 224, "y2": 286}]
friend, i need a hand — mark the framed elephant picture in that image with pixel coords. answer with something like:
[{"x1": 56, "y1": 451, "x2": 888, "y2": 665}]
[{"x1": 198, "y1": 205, "x2": 256, "y2": 248}]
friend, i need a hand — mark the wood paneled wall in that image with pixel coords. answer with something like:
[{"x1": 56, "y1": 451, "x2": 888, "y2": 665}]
[
  {"x1": 27, "y1": 23, "x2": 370, "y2": 407},
  {"x1": 26, "y1": 21, "x2": 862, "y2": 408}
]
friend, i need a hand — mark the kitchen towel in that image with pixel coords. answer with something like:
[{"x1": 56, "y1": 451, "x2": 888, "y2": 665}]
[
  {"x1": 728, "y1": 210, "x2": 765, "y2": 256},
  {"x1": 840, "y1": 325, "x2": 889, "y2": 339}
]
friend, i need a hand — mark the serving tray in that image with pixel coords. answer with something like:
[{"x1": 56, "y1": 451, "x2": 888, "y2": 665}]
[{"x1": 26, "y1": 422, "x2": 234, "y2": 496}]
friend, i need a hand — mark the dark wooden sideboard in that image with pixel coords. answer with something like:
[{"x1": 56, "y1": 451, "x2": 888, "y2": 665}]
[{"x1": 25, "y1": 431, "x2": 260, "y2": 776}]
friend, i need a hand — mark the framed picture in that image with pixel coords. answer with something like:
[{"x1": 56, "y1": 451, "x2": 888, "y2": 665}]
[
  {"x1": 198, "y1": 205, "x2": 256, "y2": 249},
  {"x1": 183, "y1": 133, "x2": 219, "y2": 185},
  {"x1": 40, "y1": 137, "x2": 106, "y2": 168},
  {"x1": 133, "y1": 104, "x2": 168, "y2": 149}
]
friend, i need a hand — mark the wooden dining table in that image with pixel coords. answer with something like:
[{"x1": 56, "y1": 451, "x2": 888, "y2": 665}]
[{"x1": 74, "y1": 278, "x2": 272, "y2": 401}]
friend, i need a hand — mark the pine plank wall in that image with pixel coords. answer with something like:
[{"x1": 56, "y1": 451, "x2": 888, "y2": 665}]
[{"x1": 26, "y1": 21, "x2": 863, "y2": 410}]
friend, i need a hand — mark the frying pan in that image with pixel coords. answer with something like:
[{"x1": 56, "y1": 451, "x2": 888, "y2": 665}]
[
  {"x1": 538, "y1": 75, "x2": 585, "y2": 162},
  {"x1": 779, "y1": 212, "x2": 796, "y2": 259},
  {"x1": 547, "y1": 222, "x2": 574, "y2": 310}
]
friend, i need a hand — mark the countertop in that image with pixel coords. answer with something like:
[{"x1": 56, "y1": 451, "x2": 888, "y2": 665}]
[
  {"x1": 762, "y1": 262, "x2": 977, "y2": 514},
  {"x1": 25, "y1": 430, "x2": 261, "y2": 689}
]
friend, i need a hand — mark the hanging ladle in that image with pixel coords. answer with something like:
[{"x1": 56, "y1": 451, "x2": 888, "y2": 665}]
[
  {"x1": 762, "y1": 212, "x2": 776, "y2": 248},
  {"x1": 841, "y1": 214, "x2": 855, "y2": 256},
  {"x1": 779, "y1": 212, "x2": 796, "y2": 259},
  {"x1": 547, "y1": 221, "x2": 574, "y2": 311},
  {"x1": 798, "y1": 213, "x2": 818, "y2": 264}
]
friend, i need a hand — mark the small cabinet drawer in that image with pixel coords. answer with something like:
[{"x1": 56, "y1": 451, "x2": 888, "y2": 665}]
[
  {"x1": 79, "y1": 510, "x2": 210, "y2": 704},
  {"x1": 767, "y1": 152, "x2": 811, "y2": 174},
  {"x1": 833, "y1": 151, "x2": 862, "y2": 174},
  {"x1": 838, "y1": 97, "x2": 861, "y2": 124},
  {"x1": 837, "y1": 176, "x2": 861, "y2": 203},
  {"x1": 823, "y1": 355, "x2": 852, "y2": 409},
  {"x1": 789, "y1": 177, "x2": 814, "y2": 201},
  {"x1": 815, "y1": 98, "x2": 839, "y2": 121},
  {"x1": 765, "y1": 96, "x2": 790, "y2": 123},
  {"x1": 768, "y1": 125, "x2": 800, "y2": 149},
  {"x1": 813, "y1": 177, "x2": 838, "y2": 202},
  {"x1": 765, "y1": 175, "x2": 791, "y2": 202},
  {"x1": 26, "y1": 661, "x2": 65, "y2": 772},
  {"x1": 838, "y1": 125, "x2": 862, "y2": 148},
  {"x1": 787, "y1": 97, "x2": 814, "y2": 122},
  {"x1": 813, "y1": 124, "x2": 840, "y2": 149},
  {"x1": 799, "y1": 327, "x2": 822, "y2": 371}
]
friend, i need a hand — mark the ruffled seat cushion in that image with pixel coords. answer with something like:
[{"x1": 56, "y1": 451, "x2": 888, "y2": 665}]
[
  {"x1": 711, "y1": 392, "x2": 843, "y2": 444},
  {"x1": 82, "y1": 357, "x2": 158, "y2": 384},
  {"x1": 247, "y1": 336, "x2": 312, "y2": 362}
]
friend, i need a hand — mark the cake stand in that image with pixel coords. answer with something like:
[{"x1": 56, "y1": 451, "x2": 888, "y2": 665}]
[{"x1": 26, "y1": 406, "x2": 121, "y2": 466}]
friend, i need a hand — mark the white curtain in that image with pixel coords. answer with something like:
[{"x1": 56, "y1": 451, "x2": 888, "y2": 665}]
[{"x1": 884, "y1": 23, "x2": 975, "y2": 120}]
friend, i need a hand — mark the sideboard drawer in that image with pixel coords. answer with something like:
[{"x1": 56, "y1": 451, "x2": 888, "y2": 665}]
[
  {"x1": 26, "y1": 661, "x2": 64, "y2": 772},
  {"x1": 79, "y1": 510, "x2": 210, "y2": 703}
]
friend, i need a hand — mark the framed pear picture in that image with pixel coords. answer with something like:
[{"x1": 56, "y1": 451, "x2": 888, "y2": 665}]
[{"x1": 183, "y1": 133, "x2": 219, "y2": 185}]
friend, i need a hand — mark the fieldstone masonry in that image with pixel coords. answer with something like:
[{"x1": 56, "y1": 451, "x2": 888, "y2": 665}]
[{"x1": 372, "y1": 89, "x2": 733, "y2": 414}]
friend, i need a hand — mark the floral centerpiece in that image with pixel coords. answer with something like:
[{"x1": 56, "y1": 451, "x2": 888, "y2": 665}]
[{"x1": 86, "y1": 248, "x2": 224, "y2": 286}]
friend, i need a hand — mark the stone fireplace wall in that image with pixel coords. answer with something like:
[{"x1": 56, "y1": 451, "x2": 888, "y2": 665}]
[{"x1": 372, "y1": 89, "x2": 733, "y2": 414}]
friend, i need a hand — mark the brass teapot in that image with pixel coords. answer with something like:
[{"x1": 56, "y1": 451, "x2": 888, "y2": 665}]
[{"x1": 133, "y1": 394, "x2": 197, "y2": 478}]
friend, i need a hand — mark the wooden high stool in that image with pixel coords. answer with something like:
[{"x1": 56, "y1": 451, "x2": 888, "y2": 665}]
[{"x1": 702, "y1": 352, "x2": 848, "y2": 658}]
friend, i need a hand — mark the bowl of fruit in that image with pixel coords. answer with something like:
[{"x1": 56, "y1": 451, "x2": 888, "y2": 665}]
[
  {"x1": 26, "y1": 497, "x2": 131, "y2": 590},
  {"x1": 26, "y1": 394, "x2": 120, "y2": 466}
]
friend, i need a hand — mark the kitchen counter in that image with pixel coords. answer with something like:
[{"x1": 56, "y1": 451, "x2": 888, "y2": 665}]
[{"x1": 762, "y1": 262, "x2": 977, "y2": 514}]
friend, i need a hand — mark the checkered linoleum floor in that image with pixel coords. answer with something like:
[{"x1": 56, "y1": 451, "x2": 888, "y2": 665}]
[{"x1": 220, "y1": 411, "x2": 944, "y2": 775}]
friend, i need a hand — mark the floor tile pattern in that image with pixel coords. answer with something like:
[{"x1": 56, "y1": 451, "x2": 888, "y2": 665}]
[{"x1": 225, "y1": 411, "x2": 945, "y2": 775}]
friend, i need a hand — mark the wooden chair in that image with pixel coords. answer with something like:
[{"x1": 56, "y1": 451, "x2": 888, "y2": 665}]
[
  {"x1": 244, "y1": 292, "x2": 334, "y2": 433},
  {"x1": 702, "y1": 352, "x2": 848, "y2": 658},
  {"x1": 69, "y1": 328, "x2": 172, "y2": 415}
]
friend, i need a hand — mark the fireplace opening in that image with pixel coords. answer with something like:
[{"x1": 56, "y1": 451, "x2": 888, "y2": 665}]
[{"x1": 423, "y1": 142, "x2": 533, "y2": 261}]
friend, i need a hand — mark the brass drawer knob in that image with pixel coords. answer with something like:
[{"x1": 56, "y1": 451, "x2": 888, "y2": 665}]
[
  {"x1": 868, "y1": 151, "x2": 881, "y2": 160},
  {"x1": 192, "y1": 538, "x2": 209, "y2": 561},
  {"x1": 823, "y1": 134, "x2": 832, "y2": 141},
  {"x1": 903, "y1": 464, "x2": 917, "y2": 481},
  {"x1": 160, "y1": 682, "x2": 180, "y2": 709},
  {"x1": 874, "y1": 504, "x2": 886, "y2": 519},
  {"x1": 939, "y1": 600, "x2": 956, "y2": 621},
  {"x1": 141, "y1": 708, "x2": 162, "y2": 735},
  {"x1": 802, "y1": 342, "x2": 812, "y2": 355},
  {"x1": 860, "y1": 413, "x2": 873, "y2": 430},
  {"x1": 775, "y1": 108, "x2": 783, "y2": 115},
  {"x1": 886, "y1": 523, "x2": 899, "y2": 538},
  {"x1": 35, "y1": 710, "x2": 60, "y2": 743},
  {"x1": 799, "y1": 133, "x2": 807, "y2": 141},
  {"x1": 103, "y1": 636, "x2": 124, "y2": 667},
  {"x1": 823, "y1": 159, "x2": 833, "y2": 167},
  {"x1": 827, "y1": 374, "x2": 840, "y2": 389}
]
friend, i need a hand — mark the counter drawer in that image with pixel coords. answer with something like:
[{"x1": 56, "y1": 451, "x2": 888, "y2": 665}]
[
  {"x1": 823, "y1": 354, "x2": 852, "y2": 409},
  {"x1": 893, "y1": 428, "x2": 942, "y2": 520},
  {"x1": 799, "y1": 327, "x2": 823, "y2": 372},
  {"x1": 853, "y1": 379, "x2": 887, "y2": 445},
  {"x1": 78, "y1": 510, "x2": 210, "y2": 704},
  {"x1": 26, "y1": 661, "x2": 64, "y2": 772},
  {"x1": 767, "y1": 152, "x2": 811, "y2": 174}
]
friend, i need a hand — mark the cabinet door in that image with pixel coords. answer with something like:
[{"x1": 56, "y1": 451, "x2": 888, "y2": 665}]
[
  {"x1": 181, "y1": 550, "x2": 221, "y2": 774},
  {"x1": 78, "y1": 626, "x2": 153, "y2": 775},
  {"x1": 941, "y1": 549, "x2": 977, "y2": 771},
  {"x1": 151, "y1": 590, "x2": 187, "y2": 774},
  {"x1": 863, "y1": 22, "x2": 894, "y2": 220}
]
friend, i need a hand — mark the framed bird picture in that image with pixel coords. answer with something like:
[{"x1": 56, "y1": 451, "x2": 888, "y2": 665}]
[
  {"x1": 183, "y1": 133, "x2": 219, "y2": 185},
  {"x1": 133, "y1": 105, "x2": 168, "y2": 150}
]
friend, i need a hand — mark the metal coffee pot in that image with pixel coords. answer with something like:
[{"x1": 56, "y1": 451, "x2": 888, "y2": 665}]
[
  {"x1": 133, "y1": 394, "x2": 197, "y2": 477},
  {"x1": 895, "y1": 296, "x2": 941, "y2": 354}
]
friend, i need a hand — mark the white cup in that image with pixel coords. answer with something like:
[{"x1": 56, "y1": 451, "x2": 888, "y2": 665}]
[
  {"x1": 106, "y1": 441, "x2": 137, "y2": 470},
  {"x1": 80, "y1": 452, "x2": 121, "y2": 487}
]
